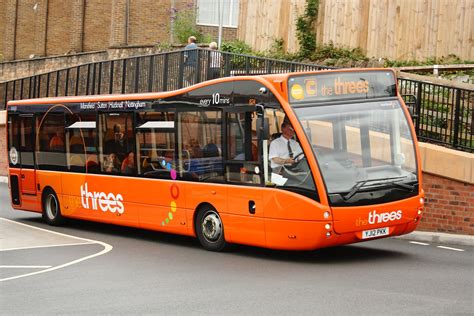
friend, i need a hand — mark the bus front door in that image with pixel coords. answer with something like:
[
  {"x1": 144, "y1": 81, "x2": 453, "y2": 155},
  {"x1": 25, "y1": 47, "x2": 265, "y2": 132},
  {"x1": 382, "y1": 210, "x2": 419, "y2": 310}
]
[{"x1": 224, "y1": 107, "x2": 266, "y2": 247}]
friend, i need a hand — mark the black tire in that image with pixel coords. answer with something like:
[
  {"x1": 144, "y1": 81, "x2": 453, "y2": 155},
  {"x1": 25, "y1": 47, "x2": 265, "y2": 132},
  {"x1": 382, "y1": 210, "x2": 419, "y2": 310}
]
[
  {"x1": 195, "y1": 206, "x2": 227, "y2": 252},
  {"x1": 42, "y1": 189, "x2": 65, "y2": 226}
]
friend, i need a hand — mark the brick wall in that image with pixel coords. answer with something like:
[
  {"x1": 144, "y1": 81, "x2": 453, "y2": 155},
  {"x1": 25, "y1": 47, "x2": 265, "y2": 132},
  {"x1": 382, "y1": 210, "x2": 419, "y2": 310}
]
[
  {"x1": 129, "y1": 0, "x2": 170, "y2": 46},
  {"x1": 198, "y1": 26, "x2": 238, "y2": 43},
  {"x1": 418, "y1": 173, "x2": 474, "y2": 235},
  {"x1": 0, "y1": 0, "x2": 6, "y2": 59},
  {"x1": 15, "y1": 0, "x2": 45, "y2": 59},
  {"x1": 46, "y1": 0, "x2": 74, "y2": 56},
  {"x1": 0, "y1": 0, "x2": 244, "y2": 62},
  {"x1": 83, "y1": 1, "x2": 111, "y2": 51},
  {"x1": 0, "y1": 123, "x2": 6, "y2": 175},
  {"x1": 3, "y1": 0, "x2": 17, "y2": 60}
]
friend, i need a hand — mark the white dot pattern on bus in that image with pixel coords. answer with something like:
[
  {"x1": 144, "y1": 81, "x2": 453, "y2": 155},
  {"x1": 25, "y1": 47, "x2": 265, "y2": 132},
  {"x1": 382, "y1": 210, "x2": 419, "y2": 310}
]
[{"x1": 161, "y1": 159, "x2": 178, "y2": 226}]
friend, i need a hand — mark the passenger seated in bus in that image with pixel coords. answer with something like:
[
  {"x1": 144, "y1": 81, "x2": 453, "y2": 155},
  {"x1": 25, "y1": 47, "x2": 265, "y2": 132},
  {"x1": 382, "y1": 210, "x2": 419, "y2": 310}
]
[
  {"x1": 86, "y1": 156, "x2": 100, "y2": 173},
  {"x1": 269, "y1": 121, "x2": 303, "y2": 173},
  {"x1": 202, "y1": 143, "x2": 220, "y2": 157},
  {"x1": 121, "y1": 151, "x2": 136, "y2": 175},
  {"x1": 186, "y1": 138, "x2": 202, "y2": 158},
  {"x1": 103, "y1": 153, "x2": 121, "y2": 173},
  {"x1": 49, "y1": 131, "x2": 65, "y2": 151},
  {"x1": 105, "y1": 124, "x2": 126, "y2": 159},
  {"x1": 69, "y1": 130, "x2": 83, "y2": 153}
]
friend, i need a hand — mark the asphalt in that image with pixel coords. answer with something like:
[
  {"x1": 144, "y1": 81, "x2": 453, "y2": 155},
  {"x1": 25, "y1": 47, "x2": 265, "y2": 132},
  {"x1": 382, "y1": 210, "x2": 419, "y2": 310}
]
[{"x1": 0, "y1": 176, "x2": 471, "y2": 247}]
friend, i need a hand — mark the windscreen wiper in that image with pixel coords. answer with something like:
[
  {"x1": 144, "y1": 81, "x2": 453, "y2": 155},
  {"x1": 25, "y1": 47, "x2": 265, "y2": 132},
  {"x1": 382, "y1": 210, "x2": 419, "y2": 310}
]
[
  {"x1": 343, "y1": 176, "x2": 407, "y2": 200},
  {"x1": 387, "y1": 179, "x2": 416, "y2": 191}
]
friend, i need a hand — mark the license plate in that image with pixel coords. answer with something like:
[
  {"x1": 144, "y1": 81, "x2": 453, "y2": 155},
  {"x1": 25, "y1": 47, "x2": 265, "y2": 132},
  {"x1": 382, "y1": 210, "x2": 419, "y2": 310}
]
[{"x1": 362, "y1": 227, "x2": 389, "y2": 239}]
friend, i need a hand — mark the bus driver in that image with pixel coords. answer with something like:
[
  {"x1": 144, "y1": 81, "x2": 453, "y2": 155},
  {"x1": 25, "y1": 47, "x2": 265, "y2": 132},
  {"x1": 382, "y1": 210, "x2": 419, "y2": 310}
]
[{"x1": 269, "y1": 120, "x2": 303, "y2": 173}]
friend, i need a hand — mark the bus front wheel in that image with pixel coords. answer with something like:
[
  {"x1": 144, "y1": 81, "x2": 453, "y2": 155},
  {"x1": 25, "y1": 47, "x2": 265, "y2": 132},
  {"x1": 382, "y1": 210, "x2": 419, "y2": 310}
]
[
  {"x1": 42, "y1": 189, "x2": 65, "y2": 226},
  {"x1": 195, "y1": 206, "x2": 227, "y2": 252}
]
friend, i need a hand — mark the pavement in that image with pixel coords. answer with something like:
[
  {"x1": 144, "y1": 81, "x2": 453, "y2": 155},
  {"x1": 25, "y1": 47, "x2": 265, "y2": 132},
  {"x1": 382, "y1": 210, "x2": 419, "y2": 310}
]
[
  {"x1": 0, "y1": 176, "x2": 472, "y2": 247},
  {"x1": 395, "y1": 231, "x2": 473, "y2": 247}
]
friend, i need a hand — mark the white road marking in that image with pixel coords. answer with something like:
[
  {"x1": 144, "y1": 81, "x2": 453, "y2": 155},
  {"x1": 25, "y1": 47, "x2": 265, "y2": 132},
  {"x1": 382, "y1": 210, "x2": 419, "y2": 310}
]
[
  {"x1": 0, "y1": 241, "x2": 95, "y2": 252},
  {"x1": 0, "y1": 265, "x2": 52, "y2": 269},
  {"x1": 437, "y1": 246, "x2": 465, "y2": 252},
  {"x1": 409, "y1": 241, "x2": 430, "y2": 246},
  {"x1": 0, "y1": 218, "x2": 113, "y2": 282}
]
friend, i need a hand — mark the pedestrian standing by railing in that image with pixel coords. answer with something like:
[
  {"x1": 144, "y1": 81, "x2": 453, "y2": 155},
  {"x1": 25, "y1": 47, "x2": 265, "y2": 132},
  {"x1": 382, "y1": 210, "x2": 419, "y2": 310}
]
[
  {"x1": 208, "y1": 42, "x2": 222, "y2": 80},
  {"x1": 184, "y1": 36, "x2": 197, "y2": 86}
]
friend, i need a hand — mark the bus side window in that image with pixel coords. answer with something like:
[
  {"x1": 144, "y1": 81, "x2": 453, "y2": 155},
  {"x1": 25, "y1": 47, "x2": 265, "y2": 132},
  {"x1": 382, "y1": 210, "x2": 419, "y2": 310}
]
[
  {"x1": 178, "y1": 111, "x2": 223, "y2": 182},
  {"x1": 100, "y1": 112, "x2": 134, "y2": 175},
  {"x1": 225, "y1": 111, "x2": 260, "y2": 185},
  {"x1": 36, "y1": 113, "x2": 67, "y2": 171},
  {"x1": 66, "y1": 112, "x2": 98, "y2": 173},
  {"x1": 136, "y1": 111, "x2": 176, "y2": 179}
]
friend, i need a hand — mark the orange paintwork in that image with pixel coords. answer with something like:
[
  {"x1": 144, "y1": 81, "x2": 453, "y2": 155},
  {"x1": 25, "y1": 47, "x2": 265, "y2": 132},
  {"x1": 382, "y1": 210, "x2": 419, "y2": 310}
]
[{"x1": 7, "y1": 69, "x2": 424, "y2": 251}]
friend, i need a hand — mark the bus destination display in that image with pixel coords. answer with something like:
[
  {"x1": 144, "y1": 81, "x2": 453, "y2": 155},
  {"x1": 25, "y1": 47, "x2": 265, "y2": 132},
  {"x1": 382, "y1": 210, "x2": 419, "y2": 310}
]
[{"x1": 288, "y1": 70, "x2": 397, "y2": 104}]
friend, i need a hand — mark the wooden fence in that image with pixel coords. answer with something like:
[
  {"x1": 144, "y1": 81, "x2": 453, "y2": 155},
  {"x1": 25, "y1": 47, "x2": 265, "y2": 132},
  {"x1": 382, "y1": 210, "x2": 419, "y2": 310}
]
[{"x1": 238, "y1": 0, "x2": 474, "y2": 61}]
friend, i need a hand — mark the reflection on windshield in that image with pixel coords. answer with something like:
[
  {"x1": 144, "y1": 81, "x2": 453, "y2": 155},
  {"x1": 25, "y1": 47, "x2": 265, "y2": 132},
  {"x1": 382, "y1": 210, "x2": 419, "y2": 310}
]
[{"x1": 295, "y1": 100, "x2": 418, "y2": 196}]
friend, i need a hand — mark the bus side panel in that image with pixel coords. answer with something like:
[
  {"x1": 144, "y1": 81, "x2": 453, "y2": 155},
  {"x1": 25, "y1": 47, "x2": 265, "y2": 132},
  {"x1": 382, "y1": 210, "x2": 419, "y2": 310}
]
[
  {"x1": 184, "y1": 182, "x2": 227, "y2": 233},
  {"x1": 183, "y1": 183, "x2": 268, "y2": 247},
  {"x1": 8, "y1": 168, "x2": 41, "y2": 212},
  {"x1": 59, "y1": 174, "x2": 191, "y2": 234},
  {"x1": 20, "y1": 169, "x2": 37, "y2": 195},
  {"x1": 220, "y1": 213, "x2": 266, "y2": 247},
  {"x1": 35, "y1": 170, "x2": 63, "y2": 214},
  {"x1": 262, "y1": 188, "x2": 330, "y2": 221},
  {"x1": 137, "y1": 179, "x2": 188, "y2": 235},
  {"x1": 223, "y1": 186, "x2": 265, "y2": 247},
  {"x1": 264, "y1": 219, "x2": 326, "y2": 250},
  {"x1": 59, "y1": 173, "x2": 137, "y2": 227}
]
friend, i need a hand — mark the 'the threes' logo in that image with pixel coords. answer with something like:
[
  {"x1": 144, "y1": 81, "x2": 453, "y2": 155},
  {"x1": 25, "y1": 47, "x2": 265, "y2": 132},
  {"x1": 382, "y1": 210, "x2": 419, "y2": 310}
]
[
  {"x1": 356, "y1": 210, "x2": 402, "y2": 226},
  {"x1": 80, "y1": 183, "x2": 124, "y2": 214}
]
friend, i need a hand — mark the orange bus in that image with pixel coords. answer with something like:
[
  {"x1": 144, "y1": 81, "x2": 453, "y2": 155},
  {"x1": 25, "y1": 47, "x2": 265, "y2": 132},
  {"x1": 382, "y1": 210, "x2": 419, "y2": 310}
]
[{"x1": 6, "y1": 69, "x2": 424, "y2": 251}]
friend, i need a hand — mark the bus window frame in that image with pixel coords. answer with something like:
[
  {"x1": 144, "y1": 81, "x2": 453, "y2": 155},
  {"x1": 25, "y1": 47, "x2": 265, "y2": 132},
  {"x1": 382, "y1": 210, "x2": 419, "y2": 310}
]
[
  {"x1": 175, "y1": 106, "x2": 225, "y2": 183},
  {"x1": 136, "y1": 110, "x2": 177, "y2": 178},
  {"x1": 36, "y1": 111, "x2": 67, "y2": 171},
  {"x1": 223, "y1": 105, "x2": 263, "y2": 186},
  {"x1": 98, "y1": 110, "x2": 136, "y2": 176}
]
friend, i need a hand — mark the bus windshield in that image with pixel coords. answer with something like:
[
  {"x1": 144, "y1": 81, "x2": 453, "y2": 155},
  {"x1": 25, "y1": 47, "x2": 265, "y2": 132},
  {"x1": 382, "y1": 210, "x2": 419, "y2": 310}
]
[{"x1": 294, "y1": 99, "x2": 418, "y2": 203}]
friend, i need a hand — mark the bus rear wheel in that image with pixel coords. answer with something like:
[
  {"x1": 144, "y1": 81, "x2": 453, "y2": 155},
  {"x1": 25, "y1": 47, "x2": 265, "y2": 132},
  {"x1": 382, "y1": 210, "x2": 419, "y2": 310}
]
[
  {"x1": 42, "y1": 189, "x2": 65, "y2": 226},
  {"x1": 195, "y1": 206, "x2": 227, "y2": 252}
]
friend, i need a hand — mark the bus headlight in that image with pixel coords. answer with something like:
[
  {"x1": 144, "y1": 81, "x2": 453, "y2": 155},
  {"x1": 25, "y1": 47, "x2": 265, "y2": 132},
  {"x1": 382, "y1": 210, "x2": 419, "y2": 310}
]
[
  {"x1": 325, "y1": 223, "x2": 331, "y2": 230},
  {"x1": 323, "y1": 211, "x2": 330, "y2": 219}
]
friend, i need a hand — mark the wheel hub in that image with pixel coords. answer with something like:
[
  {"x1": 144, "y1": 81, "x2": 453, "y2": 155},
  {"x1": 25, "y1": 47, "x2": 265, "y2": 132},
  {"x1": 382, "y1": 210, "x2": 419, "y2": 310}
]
[{"x1": 201, "y1": 212, "x2": 222, "y2": 242}]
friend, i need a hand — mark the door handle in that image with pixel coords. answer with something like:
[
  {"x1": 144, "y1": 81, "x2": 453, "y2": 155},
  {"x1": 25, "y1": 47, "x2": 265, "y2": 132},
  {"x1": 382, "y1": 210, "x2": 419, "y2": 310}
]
[
  {"x1": 248, "y1": 200, "x2": 256, "y2": 214},
  {"x1": 21, "y1": 174, "x2": 25, "y2": 179}
]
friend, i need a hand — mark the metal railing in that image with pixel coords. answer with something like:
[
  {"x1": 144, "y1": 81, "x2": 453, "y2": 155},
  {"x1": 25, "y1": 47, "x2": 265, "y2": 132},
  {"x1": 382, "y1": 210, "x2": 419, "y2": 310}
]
[
  {"x1": 399, "y1": 79, "x2": 473, "y2": 152},
  {"x1": 0, "y1": 49, "x2": 331, "y2": 108},
  {"x1": 0, "y1": 48, "x2": 472, "y2": 152}
]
